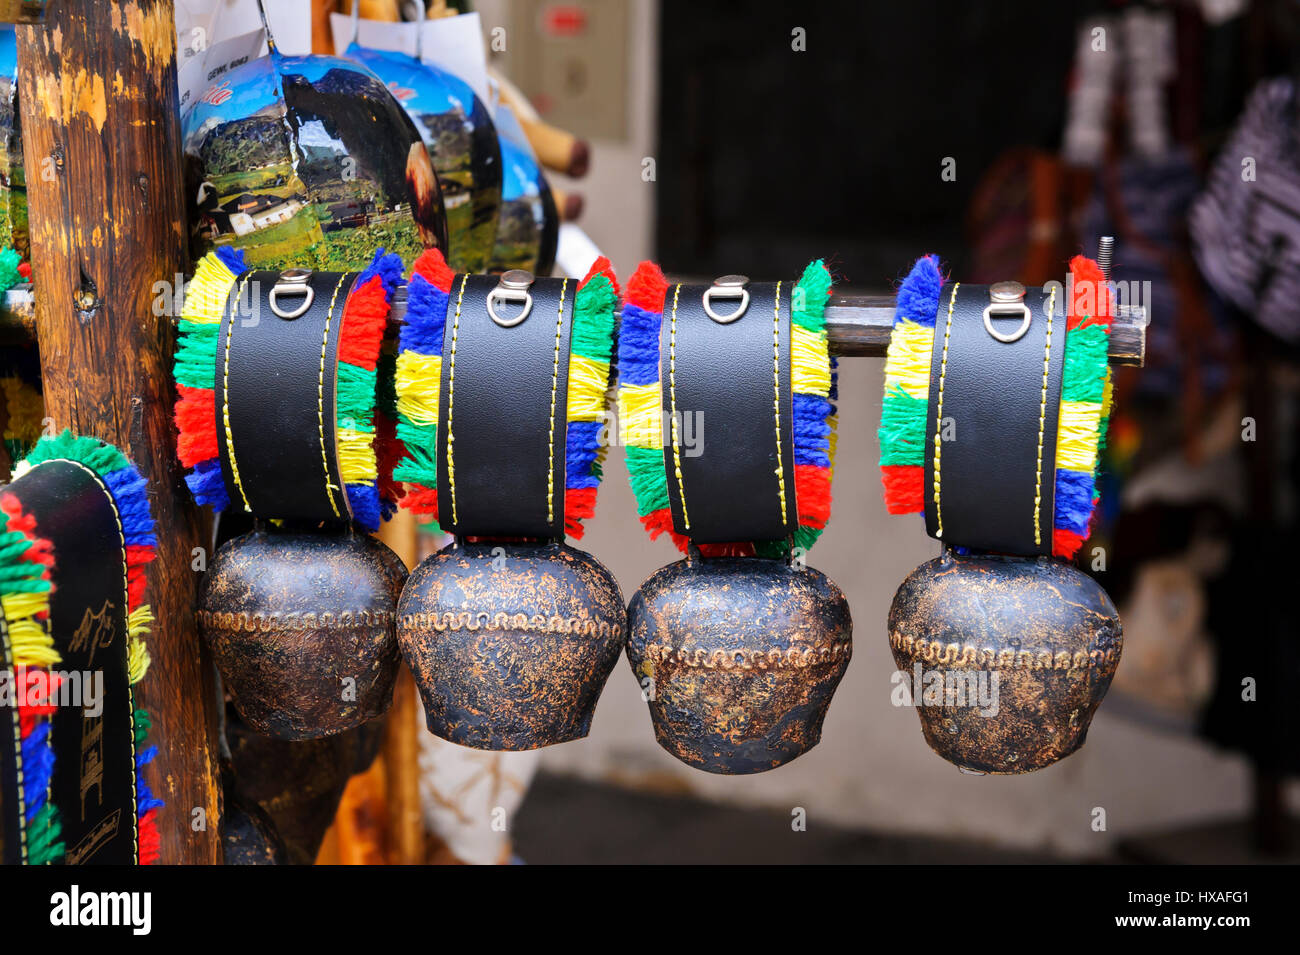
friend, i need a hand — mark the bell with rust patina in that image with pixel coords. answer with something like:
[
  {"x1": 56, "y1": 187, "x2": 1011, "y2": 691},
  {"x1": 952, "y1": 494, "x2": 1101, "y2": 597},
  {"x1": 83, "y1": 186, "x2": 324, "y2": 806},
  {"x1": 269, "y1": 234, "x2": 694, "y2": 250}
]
[
  {"x1": 889, "y1": 553, "x2": 1121, "y2": 773},
  {"x1": 400, "y1": 541, "x2": 624, "y2": 749},
  {"x1": 878, "y1": 257, "x2": 1127, "y2": 772},
  {"x1": 174, "y1": 248, "x2": 408, "y2": 740},
  {"x1": 392, "y1": 252, "x2": 624, "y2": 750},
  {"x1": 201, "y1": 527, "x2": 406, "y2": 740},
  {"x1": 628, "y1": 556, "x2": 851, "y2": 774},
  {"x1": 618, "y1": 261, "x2": 849, "y2": 774}
]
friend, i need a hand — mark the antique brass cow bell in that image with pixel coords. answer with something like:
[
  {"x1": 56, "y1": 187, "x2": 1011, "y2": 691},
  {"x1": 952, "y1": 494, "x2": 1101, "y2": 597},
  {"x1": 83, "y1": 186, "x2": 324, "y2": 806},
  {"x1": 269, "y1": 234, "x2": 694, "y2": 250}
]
[
  {"x1": 392, "y1": 252, "x2": 623, "y2": 750},
  {"x1": 618, "y1": 261, "x2": 850, "y2": 774},
  {"x1": 175, "y1": 249, "x2": 408, "y2": 740},
  {"x1": 878, "y1": 256, "x2": 1125, "y2": 772}
]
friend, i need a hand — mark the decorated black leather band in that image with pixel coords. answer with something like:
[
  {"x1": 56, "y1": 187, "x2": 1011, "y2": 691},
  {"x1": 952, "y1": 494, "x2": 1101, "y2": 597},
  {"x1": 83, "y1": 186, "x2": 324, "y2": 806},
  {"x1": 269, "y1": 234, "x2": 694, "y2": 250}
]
[
  {"x1": 435, "y1": 273, "x2": 575, "y2": 538},
  {"x1": 659, "y1": 281, "x2": 797, "y2": 544},
  {"x1": 216, "y1": 269, "x2": 357, "y2": 524},
  {"x1": 922, "y1": 282, "x2": 1066, "y2": 555},
  {"x1": 19, "y1": 460, "x2": 138, "y2": 864}
]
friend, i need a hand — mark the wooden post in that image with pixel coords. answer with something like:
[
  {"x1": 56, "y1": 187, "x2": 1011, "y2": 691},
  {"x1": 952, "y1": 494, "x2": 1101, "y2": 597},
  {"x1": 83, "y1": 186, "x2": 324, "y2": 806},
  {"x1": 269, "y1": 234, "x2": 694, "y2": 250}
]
[{"x1": 17, "y1": 0, "x2": 223, "y2": 863}]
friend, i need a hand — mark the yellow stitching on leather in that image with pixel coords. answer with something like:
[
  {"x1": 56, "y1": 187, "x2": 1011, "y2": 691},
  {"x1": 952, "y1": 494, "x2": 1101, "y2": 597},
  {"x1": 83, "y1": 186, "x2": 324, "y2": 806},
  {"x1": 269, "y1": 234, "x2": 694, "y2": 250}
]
[
  {"x1": 1032, "y1": 286, "x2": 1057, "y2": 547},
  {"x1": 317, "y1": 274, "x2": 349, "y2": 519},
  {"x1": 546, "y1": 278, "x2": 569, "y2": 526},
  {"x1": 931, "y1": 282, "x2": 959, "y2": 538},
  {"x1": 667, "y1": 284, "x2": 690, "y2": 531},
  {"x1": 221, "y1": 276, "x2": 254, "y2": 513},
  {"x1": 445, "y1": 275, "x2": 469, "y2": 526},
  {"x1": 771, "y1": 281, "x2": 789, "y2": 528}
]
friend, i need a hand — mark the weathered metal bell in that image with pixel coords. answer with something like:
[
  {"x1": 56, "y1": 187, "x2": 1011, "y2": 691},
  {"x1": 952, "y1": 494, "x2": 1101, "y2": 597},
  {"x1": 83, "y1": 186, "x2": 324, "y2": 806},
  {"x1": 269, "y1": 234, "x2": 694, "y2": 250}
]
[
  {"x1": 200, "y1": 528, "x2": 407, "y2": 741},
  {"x1": 888, "y1": 552, "x2": 1123, "y2": 774},
  {"x1": 626, "y1": 557, "x2": 852, "y2": 775},
  {"x1": 397, "y1": 540, "x2": 624, "y2": 750}
]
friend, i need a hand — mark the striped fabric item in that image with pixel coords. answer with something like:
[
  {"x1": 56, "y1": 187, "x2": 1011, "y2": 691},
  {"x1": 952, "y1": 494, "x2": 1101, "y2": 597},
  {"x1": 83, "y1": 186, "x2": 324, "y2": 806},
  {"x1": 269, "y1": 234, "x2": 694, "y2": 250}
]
[
  {"x1": 878, "y1": 255, "x2": 1113, "y2": 559},
  {"x1": 1190, "y1": 76, "x2": 1300, "y2": 345},
  {"x1": 617, "y1": 260, "x2": 838, "y2": 557},
  {"x1": 394, "y1": 249, "x2": 621, "y2": 538}
]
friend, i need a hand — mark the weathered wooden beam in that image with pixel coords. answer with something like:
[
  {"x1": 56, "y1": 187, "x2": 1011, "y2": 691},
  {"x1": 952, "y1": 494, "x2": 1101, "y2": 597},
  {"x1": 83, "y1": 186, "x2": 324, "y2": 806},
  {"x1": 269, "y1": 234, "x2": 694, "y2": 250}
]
[{"x1": 17, "y1": 0, "x2": 223, "y2": 864}]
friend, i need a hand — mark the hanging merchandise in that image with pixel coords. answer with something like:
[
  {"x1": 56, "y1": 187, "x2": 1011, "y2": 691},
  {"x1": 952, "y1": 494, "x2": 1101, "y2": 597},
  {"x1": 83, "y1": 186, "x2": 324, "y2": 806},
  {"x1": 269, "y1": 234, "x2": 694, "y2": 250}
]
[
  {"x1": 175, "y1": 247, "x2": 409, "y2": 740},
  {"x1": 181, "y1": 23, "x2": 448, "y2": 272},
  {"x1": 341, "y1": 10, "x2": 502, "y2": 274},
  {"x1": 488, "y1": 105, "x2": 559, "y2": 276},
  {"x1": 1190, "y1": 76, "x2": 1300, "y2": 345},
  {"x1": 618, "y1": 261, "x2": 849, "y2": 775},
  {"x1": 0, "y1": 432, "x2": 162, "y2": 864},
  {"x1": 0, "y1": 26, "x2": 25, "y2": 261},
  {"x1": 878, "y1": 255, "x2": 1122, "y2": 773},
  {"x1": 393, "y1": 249, "x2": 623, "y2": 750}
]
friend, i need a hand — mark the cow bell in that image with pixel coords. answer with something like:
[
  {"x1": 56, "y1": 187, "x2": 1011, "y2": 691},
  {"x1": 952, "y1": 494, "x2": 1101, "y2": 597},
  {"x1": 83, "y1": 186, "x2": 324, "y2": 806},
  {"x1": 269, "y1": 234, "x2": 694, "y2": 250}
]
[
  {"x1": 397, "y1": 540, "x2": 625, "y2": 751},
  {"x1": 888, "y1": 552, "x2": 1122, "y2": 773},
  {"x1": 200, "y1": 527, "x2": 407, "y2": 740},
  {"x1": 627, "y1": 556, "x2": 852, "y2": 775}
]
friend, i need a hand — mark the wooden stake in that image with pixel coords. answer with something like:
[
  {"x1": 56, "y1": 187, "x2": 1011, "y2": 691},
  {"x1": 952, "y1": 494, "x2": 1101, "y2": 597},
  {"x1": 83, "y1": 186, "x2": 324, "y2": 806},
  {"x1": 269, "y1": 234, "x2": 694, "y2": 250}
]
[{"x1": 17, "y1": 0, "x2": 223, "y2": 864}]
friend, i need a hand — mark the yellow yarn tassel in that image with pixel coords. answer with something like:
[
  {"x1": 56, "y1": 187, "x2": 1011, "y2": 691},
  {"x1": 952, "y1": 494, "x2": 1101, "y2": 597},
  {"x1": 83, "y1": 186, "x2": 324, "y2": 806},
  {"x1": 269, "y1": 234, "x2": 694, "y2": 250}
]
[
  {"x1": 127, "y1": 604, "x2": 154, "y2": 685},
  {"x1": 337, "y1": 427, "x2": 379, "y2": 483},
  {"x1": 182, "y1": 252, "x2": 239, "y2": 324},
  {"x1": 395, "y1": 351, "x2": 441, "y2": 427},
  {"x1": 883, "y1": 319, "x2": 934, "y2": 400},
  {"x1": 8, "y1": 619, "x2": 57, "y2": 668},
  {"x1": 1056, "y1": 400, "x2": 1104, "y2": 472},
  {"x1": 618, "y1": 382, "x2": 662, "y2": 449},
  {"x1": 791, "y1": 325, "x2": 831, "y2": 397},
  {"x1": 566, "y1": 354, "x2": 611, "y2": 422}
]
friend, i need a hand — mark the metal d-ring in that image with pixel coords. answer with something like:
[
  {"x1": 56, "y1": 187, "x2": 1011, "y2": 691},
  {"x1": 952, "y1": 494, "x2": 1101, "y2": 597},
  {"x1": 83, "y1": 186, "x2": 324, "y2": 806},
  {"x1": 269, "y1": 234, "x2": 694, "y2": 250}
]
[
  {"x1": 487, "y1": 269, "x2": 535, "y2": 327},
  {"x1": 268, "y1": 268, "x2": 314, "y2": 320},
  {"x1": 982, "y1": 280, "x2": 1032, "y2": 343},
  {"x1": 703, "y1": 274, "x2": 750, "y2": 323}
]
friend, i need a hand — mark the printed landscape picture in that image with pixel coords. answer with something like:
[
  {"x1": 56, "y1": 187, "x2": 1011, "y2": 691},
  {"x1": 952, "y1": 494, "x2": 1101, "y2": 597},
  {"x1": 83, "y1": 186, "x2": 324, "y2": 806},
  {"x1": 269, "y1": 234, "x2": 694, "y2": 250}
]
[
  {"x1": 490, "y1": 134, "x2": 557, "y2": 276},
  {"x1": 183, "y1": 52, "x2": 446, "y2": 272},
  {"x1": 346, "y1": 45, "x2": 501, "y2": 274}
]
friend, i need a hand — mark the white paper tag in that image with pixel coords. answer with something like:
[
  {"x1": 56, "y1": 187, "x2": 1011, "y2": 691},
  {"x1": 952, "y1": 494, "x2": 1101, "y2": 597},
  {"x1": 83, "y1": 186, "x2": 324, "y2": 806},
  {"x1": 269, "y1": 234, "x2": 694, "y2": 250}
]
[
  {"x1": 177, "y1": 27, "x2": 266, "y2": 122},
  {"x1": 419, "y1": 13, "x2": 491, "y2": 115},
  {"x1": 329, "y1": 11, "x2": 420, "y2": 58}
]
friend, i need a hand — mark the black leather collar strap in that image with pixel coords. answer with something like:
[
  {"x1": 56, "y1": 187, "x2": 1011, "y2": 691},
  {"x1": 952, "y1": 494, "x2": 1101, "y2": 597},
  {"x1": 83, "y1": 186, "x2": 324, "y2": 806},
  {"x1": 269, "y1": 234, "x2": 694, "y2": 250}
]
[
  {"x1": 216, "y1": 270, "x2": 357, "y2": 523},
  {"x1": 436, "y1": 274, "x2": 574, "y2": 538},
  {"x1": 0, "y1": 615, "x2": 21, "y2": 864},
  {"x1": 659, "y1": 282, "x2": 797, "y2": 543},
  {"x1": 16, "y1": 459, "x2": 138, "y2": 864},
  {"x1": 923, "y1": 282, "x2": 1066, "y2": 555}
]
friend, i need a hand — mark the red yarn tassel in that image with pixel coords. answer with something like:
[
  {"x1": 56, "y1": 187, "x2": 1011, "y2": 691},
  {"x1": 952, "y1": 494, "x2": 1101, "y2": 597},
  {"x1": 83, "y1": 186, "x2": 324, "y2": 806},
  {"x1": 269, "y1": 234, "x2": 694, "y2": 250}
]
[
  {"x1": 137, "y1": 808, "x2": 161, "y2": 865},
  {"x1": 411, "y1": 248, "x2": 455, "y2": 293},
  {"x1": 563, "y1": 486, "x2": 598, "y2": 539},
  {"x1": 403, "y1": 486, "x2": 440, "y2": 520},
  {"x1": 881, "y1": 464, "x2": 925, "y2": 514},
  {"x1": 794, "y1": 464, "x2": 831, "y2": 529},
  {"x1": 174, "y1": 385, "x2": 218, "y2": 467},
  {"x1": 579, "y1": 254, "x2": 621, "y2": 295},
  {"x1": 626, "y1": 261, "x2": 669, "y2": 312},
  {"x1": 336, "y1": 274, "x2": 389, "y2": 371}
]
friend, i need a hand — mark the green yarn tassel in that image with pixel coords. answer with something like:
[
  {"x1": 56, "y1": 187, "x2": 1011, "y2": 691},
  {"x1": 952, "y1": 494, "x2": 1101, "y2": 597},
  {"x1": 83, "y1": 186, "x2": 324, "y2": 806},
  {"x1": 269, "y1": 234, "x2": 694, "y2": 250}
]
[
  {"x1": 878, "y1": 386, "x2": 928, "y2": 466},
  {"x1": 571, "y1": 273, "x2": 617, "y2": 363},
  {"x1": 791, "y1": 258, "x2": 831, "y2": 333},
  {"x1": 0, "y1": 247, "x2": 23, "y2": 294},
  {"x1": 336, "y1": 363, "x2": 377, "y2": 432},
  {"x1": 625, "y1": 445, "x2": 670, "y2": 516},
  {"x1": 25, "y1": 801, "x2": 64, "y2": 866},
  {"x1": 1060, "y1": 324, "x2": 1110, "y2": 404},
  {"x1": 25, "y1": 430, "x2": 130, "y2": 476},
  {"x1": 173, "y1": 321, "x2": 219, "y2": 391}
]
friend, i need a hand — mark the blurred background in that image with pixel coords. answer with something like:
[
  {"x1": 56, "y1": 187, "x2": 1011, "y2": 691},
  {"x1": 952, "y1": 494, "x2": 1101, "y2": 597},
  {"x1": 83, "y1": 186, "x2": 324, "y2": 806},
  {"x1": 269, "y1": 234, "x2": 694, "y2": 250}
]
[{"x1": 459, "y1": 0, "x2": 1300, "y2": 865}]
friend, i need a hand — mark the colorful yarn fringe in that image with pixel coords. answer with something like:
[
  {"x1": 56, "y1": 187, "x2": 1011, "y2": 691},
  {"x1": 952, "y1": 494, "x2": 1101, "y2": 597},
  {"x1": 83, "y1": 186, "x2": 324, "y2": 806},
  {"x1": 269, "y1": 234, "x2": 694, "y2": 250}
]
[
  {"x1": 18, "y1": 431, "x2": 162, "y2": 863},
  {"x1": 173, "y1": 248, "x2": 402, "y2": 531},
  {"x1": 0, "y1": 490, "x2": 59, "y2": 864},
  {"x1": 617, "y1": 261, "x2": 838, "y2": 557},
  {"x1": 877, "y1": 255, "x2": 1114, "y2": 559},
  {"x1": 394, "y1": 250, "x2": 620, "y2": 539}
]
